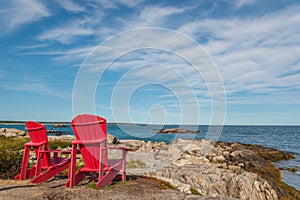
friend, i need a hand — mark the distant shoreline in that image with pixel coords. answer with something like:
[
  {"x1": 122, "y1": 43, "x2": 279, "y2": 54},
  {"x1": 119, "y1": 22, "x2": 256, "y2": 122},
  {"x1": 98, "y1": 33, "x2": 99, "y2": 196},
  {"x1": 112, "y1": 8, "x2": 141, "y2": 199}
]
[
  {"x1": 0, "y1": 121, "x2": 66, "y2": 125},
  {"x1": 0, "y1": 121, "x2": 299, "y2": 126},
  {"x1": 0, "y1": 121, "x2": 131, "y2": 125}
]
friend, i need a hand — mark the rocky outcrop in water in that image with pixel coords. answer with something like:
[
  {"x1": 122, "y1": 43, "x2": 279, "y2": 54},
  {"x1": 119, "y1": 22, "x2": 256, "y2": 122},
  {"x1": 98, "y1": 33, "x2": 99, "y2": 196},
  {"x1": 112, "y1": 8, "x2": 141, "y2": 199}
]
[
  {"x1": 52, "y1": 124, "x2": 68, "y2": 128},
  {"x1": 47, "y1": 130, "x2": 64, "y2": 136},
  {"x1": 158, "y1": 128, "x2": 201, "y2": 134}
]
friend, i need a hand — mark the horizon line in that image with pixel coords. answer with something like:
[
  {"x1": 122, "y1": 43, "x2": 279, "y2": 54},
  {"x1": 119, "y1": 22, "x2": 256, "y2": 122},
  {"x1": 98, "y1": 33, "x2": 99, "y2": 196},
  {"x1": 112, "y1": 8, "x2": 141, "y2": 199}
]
[{"x1": 0, "y1": 120, "x2": 299, "y2": 126}]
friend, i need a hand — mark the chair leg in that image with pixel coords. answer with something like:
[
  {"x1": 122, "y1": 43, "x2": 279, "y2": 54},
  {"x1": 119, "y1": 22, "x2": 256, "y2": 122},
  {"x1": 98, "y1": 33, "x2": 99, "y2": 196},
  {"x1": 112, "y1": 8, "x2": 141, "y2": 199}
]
[
  {"x1": 15, "y1": 146, "x2": 30, "y2": 180},
  {"x1": 96, "y1": 168, "x2": 119, "y2": 188},
  {"x1": 34, "y1": 147, "x2": 45, "y2": 178},
  {"x1": 96, "y1": 161, "x2": 123, "y2": 188},
  {"x1": 28, "y1": 166, "x2": 37, "y2": 178},
  {"x1": 92, "y1": 173, "x2": 97, "y2": 182},
  {"x1": 65, "y1": 172, "x2": 87, "y2": 187},
  {"x1": 122, "y1": 150, "x2": 127, "y2": 182},
  {"x1": 122, "y1": 159, "x2": 126, "y2": 182},
  {"x1": 66, "y1": 144, "x2": 78, "y2": 187},
  {"x1": 15, "y1": 166, "x2": 36, "y2": 180}
]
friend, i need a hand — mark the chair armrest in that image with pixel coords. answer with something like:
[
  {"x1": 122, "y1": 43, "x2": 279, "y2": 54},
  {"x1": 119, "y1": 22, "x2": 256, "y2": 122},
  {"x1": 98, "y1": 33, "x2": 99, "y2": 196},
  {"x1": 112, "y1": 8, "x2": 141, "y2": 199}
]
[
  {"x1": 38, "y1": 149, "x2": 71, "y2": 154},
  {"x1": 108, "y1": 146, "x2": 131, "y2": 160},
  {"x1": 108, "y1": 146, "x2": 132, "y2": 151},
  {"x1": 25, "y1": 141, "x2": 47, "y2": 147},
  {"x1": 72, "y1": 139, "x2": 106, "y2": 145}
]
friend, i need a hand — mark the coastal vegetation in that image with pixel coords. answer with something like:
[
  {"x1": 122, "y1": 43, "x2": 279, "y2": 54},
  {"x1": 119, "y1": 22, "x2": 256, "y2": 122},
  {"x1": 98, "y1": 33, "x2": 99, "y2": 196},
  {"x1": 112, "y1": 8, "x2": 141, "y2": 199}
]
[
  {"x1": 126, "y1": 159, "x2": 146, "y2": 168},
  {"x1": 0, "y1": 148, "x2": 23, "y2": 179},
  {"x1": 0, "y1": 135, "x2": 71, "y2": 179}
]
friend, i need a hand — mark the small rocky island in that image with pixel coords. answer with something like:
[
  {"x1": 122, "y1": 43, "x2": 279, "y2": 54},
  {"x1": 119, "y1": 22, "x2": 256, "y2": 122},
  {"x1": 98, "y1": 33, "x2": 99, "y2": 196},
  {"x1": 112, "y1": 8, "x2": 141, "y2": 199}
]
[
  {"x1": 46, "y1": 130, "x2": 64, "y2": 136},
  {"x1": 158, "y1": 128, "x2": 201, "y2": 134},
  {"x1": 52, "y1": 124, "x2": 68, "y2": 128}
]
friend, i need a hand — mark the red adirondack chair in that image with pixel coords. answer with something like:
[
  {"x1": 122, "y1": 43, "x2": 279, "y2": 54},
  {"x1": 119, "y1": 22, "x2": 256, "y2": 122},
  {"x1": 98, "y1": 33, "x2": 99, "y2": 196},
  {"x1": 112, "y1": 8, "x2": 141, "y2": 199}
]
[
  {"x1": 15, "y1": 121, "x2": 71, "y2": 183},
  {"x1": 66, "y1": 114, "x2": 130, "y2": 188}
]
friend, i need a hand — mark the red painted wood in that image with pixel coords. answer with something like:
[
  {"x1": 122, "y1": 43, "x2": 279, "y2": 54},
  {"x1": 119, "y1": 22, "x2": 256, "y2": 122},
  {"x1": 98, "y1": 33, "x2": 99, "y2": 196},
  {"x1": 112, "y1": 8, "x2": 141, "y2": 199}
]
[
  {"x1": 68, "y1": 114, "x2": 130, "y2": 188},
  {"x1": 15, "y1": 121, "x2": 71, "y2": 183}
]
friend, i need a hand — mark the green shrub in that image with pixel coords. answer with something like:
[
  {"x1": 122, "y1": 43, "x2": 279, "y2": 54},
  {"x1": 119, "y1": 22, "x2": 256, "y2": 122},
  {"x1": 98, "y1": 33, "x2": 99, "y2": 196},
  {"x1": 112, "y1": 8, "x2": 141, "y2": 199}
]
[
  {"x1": 86, "y1": 179, "x2": 126, "y2": 190},
  {"x1": 48, "y1": 139, "x2": 72, "y2": 149},
  {"x1": 159, "y1": 181, "x2": 176, "y2": 190},
  {"x1": 126, "y1": 159, "x2": 146, "y2": 168},
  {"x1": 86, "y1": 182, "x2": 99, "y2": 190},
  {"x1": 0, "y1": 136, "x2": 29, "y2": 151},
  {"x1": 0, "y1": 136, "x2": 72, "y2": 179},
  {"x1": 190, "y1": 187, "x2": 201, "y2": 195},
  {"x1": 0, "y1": 149, "x2": 23, "y2": 178}
]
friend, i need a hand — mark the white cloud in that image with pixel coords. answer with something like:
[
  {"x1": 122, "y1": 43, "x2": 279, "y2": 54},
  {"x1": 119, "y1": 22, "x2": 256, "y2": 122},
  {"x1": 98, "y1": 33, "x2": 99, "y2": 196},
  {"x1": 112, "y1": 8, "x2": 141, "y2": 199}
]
[
  {"x1": 16, "y1": 1, "x2": 299, "y2": 109},
  {"x1": 1, "y1": 82, "x2": 70, "y2": 99},
  {"x1": 15, "y1": 44, "x2": 48, "y2": 50},
  {"x1": 56, "y1": 0, "x2": 85, "y2": 12},
  {"x1": 0, "y1": 0, "x2": 50, "y2": 32},
  {"x1": 74, "y1": 28, "x2": 221, "y2": 124},
  {"x1": 178, "y1": 5, "x2": 300, "y2": 104},
  {"x1": 117, "y1": 0, "x2": 143, "y2": 7},
  {"x1": 233, "y1": 0, "x2": 257, "y2": 8},
  {"x1": 93, "y1": 0, "x2": 118, "y2": 9},
  {"x1": 52, "y1": 46, "x2": 94, "y2": 63},
  {"x1": 80, "y1": 4, "x2": 299, "y2": 110},
  {"x1": 36, "y1": 10, "x2": 105, "y2": 44},
  {"x1": 37, "y1": 21, "x2": 94, "y2": 44},
  {"x1": 93, "y1": 0, "x2": 143, "y2": 9},
  {"x1": 20, "y1": 46, "x2": 94, "y2": 64},
  {"x1": 140, "y1": 6, "x2": 186, "y2": 21},
  {"x1": 124, "y1": 5, "x2": 191, "y2": 28}
]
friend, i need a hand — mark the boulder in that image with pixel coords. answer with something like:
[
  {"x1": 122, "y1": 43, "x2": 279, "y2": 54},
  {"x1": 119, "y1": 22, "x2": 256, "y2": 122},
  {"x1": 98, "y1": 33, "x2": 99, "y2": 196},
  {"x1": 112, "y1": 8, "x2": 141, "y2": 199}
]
[
  {"x1": 148, "y1": 164, "x2": 278, "y2": 199},
  {"x1": 18, "y1": 130, "x2": 27, "y2": 136},
  {"x1": 212, "y1": 155, "x2": 226, "y2": 163},
  {"x1": 0, "y1": 128, "x2": 26, "y2": 137},
  {"x1": 48, "y1": 135, "x2": 75, "y2": 140},
  {"x1": 107, "y1": 133, "x2": 118, "y2": 144},
  {"x1": 118, "y1": 140, "x2": 146, "y2": 151}
]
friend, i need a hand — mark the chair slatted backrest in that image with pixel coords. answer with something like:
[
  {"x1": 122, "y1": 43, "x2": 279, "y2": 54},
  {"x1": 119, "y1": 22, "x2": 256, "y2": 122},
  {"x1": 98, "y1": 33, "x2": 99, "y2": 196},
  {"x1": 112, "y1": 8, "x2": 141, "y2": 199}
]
[
  {"x1": 71, "y1": 114, "x2": 108, "y2": 169},
  {"x1": 25, "y1": 121, "x2": 51, "y2": 167}
]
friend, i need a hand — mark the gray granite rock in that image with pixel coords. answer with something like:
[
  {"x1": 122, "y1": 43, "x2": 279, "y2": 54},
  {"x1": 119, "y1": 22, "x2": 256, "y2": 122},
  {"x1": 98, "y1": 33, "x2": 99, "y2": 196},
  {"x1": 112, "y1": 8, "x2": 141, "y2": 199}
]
[
  {"x1": 0, "y1": 128, "x2": 26, "y2": 137},
  {"x1": 120, "y1": 138, "x2": 281, "y2": 200}
]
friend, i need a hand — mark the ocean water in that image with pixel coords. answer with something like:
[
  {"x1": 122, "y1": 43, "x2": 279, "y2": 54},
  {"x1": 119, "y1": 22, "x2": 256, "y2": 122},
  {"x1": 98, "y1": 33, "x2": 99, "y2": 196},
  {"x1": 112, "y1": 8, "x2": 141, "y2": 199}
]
[{"x1": 1, "y1": 124, "x2": 299, "y2": 190}]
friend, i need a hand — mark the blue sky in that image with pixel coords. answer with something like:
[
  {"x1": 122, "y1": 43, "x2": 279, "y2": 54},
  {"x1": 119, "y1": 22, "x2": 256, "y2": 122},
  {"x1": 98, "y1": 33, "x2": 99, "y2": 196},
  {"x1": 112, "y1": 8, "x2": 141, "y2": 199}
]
[{"x1": 0, "y1": 0, "x2": 299, "y2": 125}]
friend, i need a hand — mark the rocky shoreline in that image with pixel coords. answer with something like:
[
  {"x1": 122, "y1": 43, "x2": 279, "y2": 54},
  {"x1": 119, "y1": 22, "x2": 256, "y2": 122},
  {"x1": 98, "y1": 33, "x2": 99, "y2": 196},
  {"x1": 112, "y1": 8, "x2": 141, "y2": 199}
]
[
  {"x1": 116, "y1": 139, "x2": 299, "y2": 199},
  {"x1": 0, "y1": 128, "x2": 299, "y2": 199}
]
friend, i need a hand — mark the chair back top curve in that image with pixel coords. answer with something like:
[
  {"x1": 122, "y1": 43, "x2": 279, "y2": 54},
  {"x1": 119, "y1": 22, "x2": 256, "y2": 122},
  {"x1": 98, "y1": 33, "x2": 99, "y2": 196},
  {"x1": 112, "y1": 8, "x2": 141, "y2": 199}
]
[
  {"x1": 25, "y1": 121, "x2": 51, "y2": 167},
  {"x1": 26, "y1": 121, "x2": 49, "y2": 146},
  {"x1": 71, "y1": 114, "x2": 108, "y2": 169}
]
